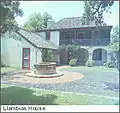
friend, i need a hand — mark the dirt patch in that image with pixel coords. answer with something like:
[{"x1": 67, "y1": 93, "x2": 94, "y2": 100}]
[
  {"x1": 2, "y1": 66, "x2": 83, "y2": 84},
  {"x1": 7, "y1": 71, "x2": 84, "y2": 84}
]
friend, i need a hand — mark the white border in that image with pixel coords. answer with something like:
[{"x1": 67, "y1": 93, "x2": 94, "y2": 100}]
[{"x1": 1, "y1": 105, "x2": 119, "y2": 112}]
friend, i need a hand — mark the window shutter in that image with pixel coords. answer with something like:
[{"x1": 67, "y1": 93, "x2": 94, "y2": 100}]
[{"x1": 46, "y1": 32, "x2": 50, "y2": 40}]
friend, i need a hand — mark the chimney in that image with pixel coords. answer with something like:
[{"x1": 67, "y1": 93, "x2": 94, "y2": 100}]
[{"x1": 47, "y1": 20, "x2": 55, "y2": 28}]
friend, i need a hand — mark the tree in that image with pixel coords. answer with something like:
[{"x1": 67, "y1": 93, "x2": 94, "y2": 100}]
[
  {"x1": 109, "y1": 26, "x2": 119, "y2": 52},
  {"x1": 58, "y1": 45, "x2": 81, "y2": 62},
  {"x1": 81, "y1": 1, "x2": 114, "y2": 26},
  {"x1": 111, "y1": 26, "x2": 119, "y2": 43},
  {"x1": 67, "y1": 45, "x2": 80, "y2": 60},
  {"x1": 109, "y1": 26, "x2": 119, "y2": 69},
  {"x1": 43, "y1": 12, "x2": 53, "y2": 28},
  {"x1": 0, "y1": 0, "x2": 23, "y2": 33},
  {"x1": 23, "y1": 12, "x2": 53, "y2": 31},
  {"x1": 23, "y1": 13, "x2": 45, "y2": 31}
]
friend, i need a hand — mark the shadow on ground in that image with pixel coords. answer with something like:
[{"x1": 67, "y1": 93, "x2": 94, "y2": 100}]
[
  {"x1": 103, "y1": 81, "x2": 119, "y2": 93},
  {"x1": 1, "y1": 86, "x2": 58, "y2": 105}
]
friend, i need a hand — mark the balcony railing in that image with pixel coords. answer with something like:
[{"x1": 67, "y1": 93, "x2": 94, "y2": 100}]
[{"x1": 59, "y1": 38, "x2": 110, "y2": 46}]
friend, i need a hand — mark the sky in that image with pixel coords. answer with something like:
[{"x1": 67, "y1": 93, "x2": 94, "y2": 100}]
[{"x1": 15, "y1": 1, "x2": 119, "y2": 28}]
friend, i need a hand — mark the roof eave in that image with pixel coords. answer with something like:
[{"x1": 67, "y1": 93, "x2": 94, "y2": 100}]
[
  {"x1": 38, "y1": 25, "x2": 113, "y2": 32},
  {"x1": 16, "y1": 31, "x2": 58, "y2": 50}
]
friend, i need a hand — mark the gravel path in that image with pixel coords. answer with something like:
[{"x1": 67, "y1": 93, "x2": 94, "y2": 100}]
[{"x1": 1, "y1": 70, "x2": 119, "y2": 97}]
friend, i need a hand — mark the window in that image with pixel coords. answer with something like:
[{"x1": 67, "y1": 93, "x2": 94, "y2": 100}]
[
  {"x1": 93, "y1": 49, "x2": 102, "y2": 60},
  {"x1": 92, "y1": 29, "x2": 99, "y2": 39},
  {"x1": 85, "y1": 30, "x2": 92, "y2": 39},
  {"x1": 60, "y1": 30, "x2": 75, "y2": 40},
  {"x1": 77, "y1": 31, "x2": 84, "y2": 39},
  {"x1": 79, "y1": 32, "x2": 84, "y2": 39},
  {"x1": 100, "y1": 29, "x2": 110, "y2": 38},
  {"x1": 46, "y1": 31, "x2": 50, "y2": 40}
]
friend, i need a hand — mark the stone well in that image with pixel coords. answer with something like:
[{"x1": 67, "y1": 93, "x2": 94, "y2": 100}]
[{"x1": 34, "y1": 62, "x2": 56, "y2": 75}]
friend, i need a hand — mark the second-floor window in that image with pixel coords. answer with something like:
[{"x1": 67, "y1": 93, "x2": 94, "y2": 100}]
[
  {"x1": 46, "y1": 31, "x2": 50, "y2": 40},
  {"x1": 60, "y1": 30, "x2": 75, "y2": 40},
  {"x1": 77, "y1": 32, "x2": 84, "y2": 39},
  {"x1": 92, "y1": 29, "x2": 99, "y2": 39}
]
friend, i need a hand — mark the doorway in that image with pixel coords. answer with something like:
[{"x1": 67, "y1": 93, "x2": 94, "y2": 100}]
[{"x1": 22, "y1": 48, "x2": 30, "y2": 70}]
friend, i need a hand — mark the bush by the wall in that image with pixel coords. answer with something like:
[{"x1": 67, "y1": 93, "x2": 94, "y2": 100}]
[
  {"x1": 1, "y1": 61, "x2": 6, "y2": 67},
  {"x1": 103, "y1": 60, "x2": 115, "y2": 68},
  {"x1": 42, "y1": 49, "x2": 54, "y2": 62},
  {"x1": 86, "y1": 60, "x2": 95, "y2": 67},
  {"x1": 69, "y1": 59, "x2": 77, "y2": 66},
  {"x1": 58, "y1": 45, "x2": 81, "y2": 62}
]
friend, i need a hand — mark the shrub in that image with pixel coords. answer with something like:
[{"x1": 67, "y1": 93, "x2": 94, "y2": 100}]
[
  {"x1": 42, "y1": 49, "x2": 54, "y2": 62},
  {"x1": 1, "y1": 62, "x2": 6, "y2": 67},
  {"x1": 86, "y1": 60, "x2": 95, "y2": 67},
  {"x1": 58, "y1": 45, "x2": 81, "y2": 60},
  {"x1": 69, "y1": 59, "x2": 77, "y2": 66},
  {"x1": 103, "y1": 60, "x2": 115, "y2": 68}
]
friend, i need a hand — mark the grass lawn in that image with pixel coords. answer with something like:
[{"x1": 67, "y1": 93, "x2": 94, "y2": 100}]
[
  {"x1": 1, "y1": 84, "x2": 119, "y2": 105},
  {"x1": 1, "y1": 67, "x2": 16, "y2": 74},
  {"x1": 60, "y1": 66, "x2": 118, "y2": 72}
]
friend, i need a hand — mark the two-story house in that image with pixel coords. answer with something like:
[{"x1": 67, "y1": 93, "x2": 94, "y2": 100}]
[{"x1": 38, "y1": 17, "x2": 113, "y2": 66}]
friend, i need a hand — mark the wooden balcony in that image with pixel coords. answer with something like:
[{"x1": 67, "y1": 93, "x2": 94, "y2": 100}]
[{"x1": 59, "y1": 38, "x2": 110, "y2": 46}]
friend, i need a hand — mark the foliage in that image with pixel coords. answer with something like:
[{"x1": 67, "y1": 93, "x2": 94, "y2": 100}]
[
  {"x1": 103, "y1": 60, "x2": 115, "y2": 68},
  {"x1": 58, "y1": 45, "x2": 67, "y2": 52},
  {"x1": 86, "y1": 60, "x2": 95, "y2": 67},
  {"x1": 109, "y1": 42, "x2": 119, "y2": 52},
  {"x1": 42, "y1": 49, "x2": 54, "y2": 62},
  {"x1": 109, "y1": 26, "x2": 119, "y2": 52},
  {"x1": 69, "y1": 59, "x2": 77, "y2": 66},
  {"x1": 111, "y1": 26, "x2": 119, "y2": 43},
  {"x1": 58, "y1": 45, "x2": 81, "y2": 60},
  {"x1": 23, "y1": 12, "x2": 53, "y2": 31},
  {"x1": 23, "y1": 13, "x2": 45, "y2": 31},
  {"x1": 58, "y1": 45, "x2": 83, "y2": 65},
  {"x1": 43, "y1": 12, "x2": 53, "y2": 28},
  {"x1": 1, "y1": 63, "x2": 6, "y2": 67},
  {"x1": 0, "y1": 1, "x2": 23, "y2": 32},
  {"x1": 81, "y1": 1, "x2": 114, "y2": 26},
  {"x1": 67, "y1": 45, "x2": 80, "y2": 60},
  {"x1": 109, "y1": 26, "x2": 119, "y2": 69}
]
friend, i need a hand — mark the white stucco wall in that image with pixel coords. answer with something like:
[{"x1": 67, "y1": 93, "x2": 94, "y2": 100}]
[
  {"x1": 36, "y1": 48, "x2": 42, "y2": 64},
  {"x1": 1, "y1": 32, "x2": 42, "y2": 70},
  {"x1": 81, "y1": 46, "x2": 110, "y2": 65},
  {"x1": 50, "y1": 31, "x2": 60, "y2": 46},
  {"x1": 54, "y1": 54, "x2": 60, "y2": 65},
  {"x1": 85, "y1": 46, "x2": 109, "y2": 53},
  {"x1": 39, "y1": 32, "x2": 46, "y2": 40}
]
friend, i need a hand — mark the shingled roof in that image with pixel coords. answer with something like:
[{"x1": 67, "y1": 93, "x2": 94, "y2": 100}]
[
  {"x1": 47, "y1": 17, "x2": 96, "y2": 30},
  {"x1": 17, "y1": 29, "x2": 58, "y2": 50}
]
